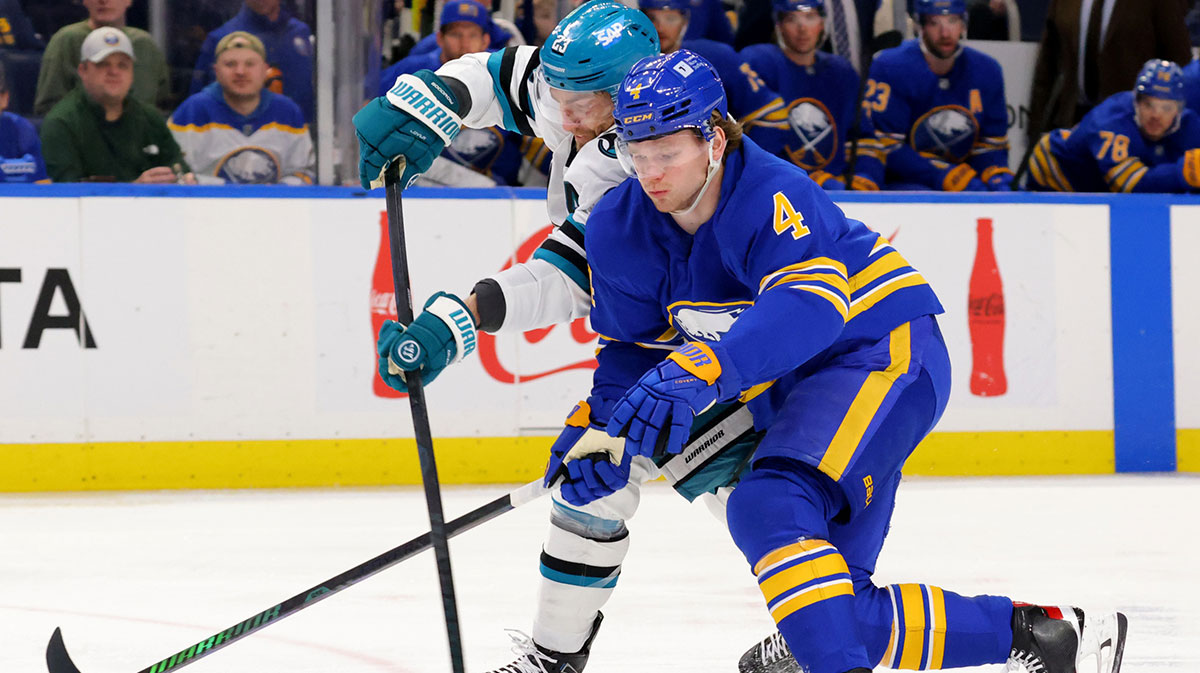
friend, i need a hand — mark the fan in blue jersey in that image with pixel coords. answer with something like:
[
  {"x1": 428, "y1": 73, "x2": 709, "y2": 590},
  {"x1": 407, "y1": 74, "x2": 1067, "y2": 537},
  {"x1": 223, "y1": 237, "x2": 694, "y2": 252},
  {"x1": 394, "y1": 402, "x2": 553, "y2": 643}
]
[
  {"x1": 555, "y1": 48, "x2": 1129, "y2": 673},
  {"x1": 1029, "y1": 59, "x2": 1200, "y2": 193},
  {"x1": 638, "y1": 0, "x2": 789, "y2": 137},
  {"x1": 0, "y1": 63, "x2": 49, "y2": 183},
  {"x1": 373, "y1": 0, "x2": 529, "y2": 187},
  {"x1": 866, "y1": 0, "x2": 1013, "y2": 191},
  {"x1": 739, "y1": 0, "x2": 885, "y2": 190}
]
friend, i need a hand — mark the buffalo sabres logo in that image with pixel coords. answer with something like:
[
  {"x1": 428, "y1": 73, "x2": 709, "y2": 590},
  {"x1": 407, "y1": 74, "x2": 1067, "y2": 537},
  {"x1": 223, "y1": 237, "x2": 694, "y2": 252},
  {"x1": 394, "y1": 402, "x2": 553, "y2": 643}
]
[
  {"x1": 216, "y1": 147, "x2": 281, "y2": 184},
  {"x1": 445, "y1": 127, "x2": 504, "y2": 171},
  {"x1": 783, "y1": 98, "x2": 838, "y2": 170},
  {"x1": 669, "y1": 302, "x2": 751, "y2": 341},
  {"x1": 911, "y1": 105, "x2": 978, "y2": 163}
]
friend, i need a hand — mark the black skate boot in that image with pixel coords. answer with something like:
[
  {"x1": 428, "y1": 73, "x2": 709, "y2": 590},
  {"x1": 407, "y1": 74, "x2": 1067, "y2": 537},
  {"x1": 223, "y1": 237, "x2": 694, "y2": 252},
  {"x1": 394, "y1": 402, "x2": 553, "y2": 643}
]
[
  {"x1": 737, "y1": 631, "x2": 797, "y2": 673},
  {"x1": 1008, "y1": 603, "x2": 1128, "y2": 673},
  {"x1": 486, "y1": 613, "x2": 603, "y2": 673}
]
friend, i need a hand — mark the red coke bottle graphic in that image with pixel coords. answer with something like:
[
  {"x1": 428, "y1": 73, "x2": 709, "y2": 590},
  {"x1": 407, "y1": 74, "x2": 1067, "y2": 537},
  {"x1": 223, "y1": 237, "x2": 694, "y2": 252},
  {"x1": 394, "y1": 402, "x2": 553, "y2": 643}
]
[
  {"x1": 371, "y1": 211, "x2": 405, "y2": 398},
  {"x1": 968, "y1": 217, "x2": 1007, "y2": 396}
]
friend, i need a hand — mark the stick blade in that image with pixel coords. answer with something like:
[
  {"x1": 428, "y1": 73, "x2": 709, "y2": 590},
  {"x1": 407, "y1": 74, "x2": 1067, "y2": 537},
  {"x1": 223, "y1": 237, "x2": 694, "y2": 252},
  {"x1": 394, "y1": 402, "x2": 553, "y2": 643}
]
[{"x1": 47, "y1": 628, "x2": 84, "y2": 673}]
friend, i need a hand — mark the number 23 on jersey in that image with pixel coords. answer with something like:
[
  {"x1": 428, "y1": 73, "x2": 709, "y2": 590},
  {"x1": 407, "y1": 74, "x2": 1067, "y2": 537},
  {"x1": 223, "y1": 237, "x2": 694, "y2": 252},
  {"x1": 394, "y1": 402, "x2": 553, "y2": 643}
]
[{"x1": 773, "y1": 191, "x2": 810, "y2": 240}]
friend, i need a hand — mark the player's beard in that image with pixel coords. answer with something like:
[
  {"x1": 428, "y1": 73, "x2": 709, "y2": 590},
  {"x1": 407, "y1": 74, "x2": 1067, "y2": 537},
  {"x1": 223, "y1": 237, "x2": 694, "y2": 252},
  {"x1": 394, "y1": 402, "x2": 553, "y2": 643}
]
[{"x1": 921, "y1": 32, "x2": 959, "y2": 61}]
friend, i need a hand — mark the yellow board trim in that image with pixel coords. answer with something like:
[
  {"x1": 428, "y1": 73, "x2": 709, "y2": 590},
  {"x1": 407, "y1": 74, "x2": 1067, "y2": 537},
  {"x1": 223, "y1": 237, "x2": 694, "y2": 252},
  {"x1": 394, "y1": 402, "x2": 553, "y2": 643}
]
[
  {"x1": 0, "y1": 430, "x2": 1124, "y2": 492},
  {"x1": 1178, "y1": 429, "x2": 1200, "y2": 472}
]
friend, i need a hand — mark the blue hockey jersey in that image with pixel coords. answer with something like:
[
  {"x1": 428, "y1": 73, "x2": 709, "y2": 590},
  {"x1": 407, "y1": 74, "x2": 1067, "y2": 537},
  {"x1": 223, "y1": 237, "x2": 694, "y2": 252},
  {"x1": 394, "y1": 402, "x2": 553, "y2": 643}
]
[
  {"x1": 585, "y1": 138, "x2": 943, "y2": 428},
  {"x1": 867, "y1": 40, "x2": 1011, "y2": 190},
  {"x1": 739, "y1": 47, "x2": 885, "y2": 189},
  {"x1": 1029, "y1": 91, "x2": 1200, "y2": 193},
  {"x1": 0, "y1": 110, "x2": 49, "y2": 183},
  {"x1": 190, "y1": 6, "x2": 315, "y2": 121}
]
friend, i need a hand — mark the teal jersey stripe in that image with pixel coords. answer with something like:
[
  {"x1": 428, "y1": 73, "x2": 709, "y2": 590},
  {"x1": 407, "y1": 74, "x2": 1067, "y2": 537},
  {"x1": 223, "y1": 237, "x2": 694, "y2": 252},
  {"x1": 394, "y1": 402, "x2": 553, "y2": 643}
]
[
  {"x1": 539, "y1": 564, "x2": 620, "y2": 589},
  {"x1": 532, "y1": 247, "x2": 590, "y2": 291}
]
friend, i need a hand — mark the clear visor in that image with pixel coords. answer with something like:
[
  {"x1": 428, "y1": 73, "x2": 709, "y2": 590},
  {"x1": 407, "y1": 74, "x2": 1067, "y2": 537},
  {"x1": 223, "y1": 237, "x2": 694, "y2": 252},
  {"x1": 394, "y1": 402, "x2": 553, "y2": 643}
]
[
  {"x1": 777, "y1": 8, "x2": 823, "y2": 28},
  {"x1": 533, "y1": 68, "x2": 616, "y2": 137},
  {"x1": 616, "y1": 131, "x2": 713, "y2": 178}
]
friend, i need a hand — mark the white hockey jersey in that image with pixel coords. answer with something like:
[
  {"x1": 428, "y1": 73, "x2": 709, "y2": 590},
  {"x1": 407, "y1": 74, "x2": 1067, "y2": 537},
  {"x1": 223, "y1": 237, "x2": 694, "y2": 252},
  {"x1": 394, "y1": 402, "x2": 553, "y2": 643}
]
[{"x1": 435, "y1": 46, "x2": 632, "y2": 332}]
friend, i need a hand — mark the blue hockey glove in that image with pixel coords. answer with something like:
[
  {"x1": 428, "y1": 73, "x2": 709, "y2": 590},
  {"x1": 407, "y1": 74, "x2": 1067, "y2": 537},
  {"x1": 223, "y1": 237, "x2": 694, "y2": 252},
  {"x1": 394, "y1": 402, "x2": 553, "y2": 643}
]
[
  {"x1": 376, "y1": 291, "x2": 477, "y2": 390},
  {"x1": 607, "y1": 342, "x2": 724, "y2": 458},
  {"x1": 543, "y1": 399, "x2": 630, "y2": 506},
  {"x1": 354, "y1": 70, "x2": 463, "y2": 190},
  {"x1": 941, "y1": 164, "x2": 988, "y2": 192}
]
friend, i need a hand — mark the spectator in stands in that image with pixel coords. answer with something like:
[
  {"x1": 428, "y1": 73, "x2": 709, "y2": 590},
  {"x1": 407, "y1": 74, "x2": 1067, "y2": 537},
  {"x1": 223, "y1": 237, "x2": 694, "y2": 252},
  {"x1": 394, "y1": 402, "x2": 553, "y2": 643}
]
[
  {"x1": 379, "y1": 0, "x2": 493, "y2": 94},
  {"x1": 1028, "y1": 59, "x2": 1200, "y2": 193},
  {"x1": 190, "y1": 0, "x2": 315, "y2": 121},
  {"x1": 1030, "y1": 0, "x2": 1190, "y2": 140},
  {"x1": 868, "y1": 0, "x2": 1012, "y2": 191},
  {"x1": 40, "y1": 27, "x2": 194, "y2": 184},
  {"x1": 0, "y1": 0, "x2": 42, "y2": 49},
  {"x1": 34, "y1": 0, "x2": 170, "y2": 116},
  {"x1": 0, "y1": 62, "x2": 49, "y2": 182},
  {"x1": 170, "y1": 31, "x2": 313, "y2": 184},
  {"x1": 741, "y1": 0, "x2": 885, "y2": 190}
]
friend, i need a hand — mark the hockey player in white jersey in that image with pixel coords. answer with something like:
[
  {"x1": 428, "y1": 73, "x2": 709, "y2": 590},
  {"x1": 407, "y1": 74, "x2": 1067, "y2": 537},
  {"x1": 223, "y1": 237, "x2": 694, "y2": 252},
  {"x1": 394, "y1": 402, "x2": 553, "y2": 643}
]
[{"x1": 355, "y1": 5, "x2": 676, "y2": 672}]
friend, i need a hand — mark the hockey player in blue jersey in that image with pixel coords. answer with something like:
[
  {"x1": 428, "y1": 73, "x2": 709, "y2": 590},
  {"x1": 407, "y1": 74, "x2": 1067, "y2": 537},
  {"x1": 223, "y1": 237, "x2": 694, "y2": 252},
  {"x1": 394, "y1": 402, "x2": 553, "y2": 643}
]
[
  {"x1": 638, "y1": 0, "x2": 788, "y2": 135},
  {"x1": 1028, "y1": 59, "x2": 1200, "y2": 193},
  {"x1": 739, "y1": 0, "x2": 885, "y2": 190},
  {"x1": 550, "y1": 48, "x2": 1128, "y2": 673},
  {"x1": 866, "y1": 0, "x2": 1012, "y2": 191}
]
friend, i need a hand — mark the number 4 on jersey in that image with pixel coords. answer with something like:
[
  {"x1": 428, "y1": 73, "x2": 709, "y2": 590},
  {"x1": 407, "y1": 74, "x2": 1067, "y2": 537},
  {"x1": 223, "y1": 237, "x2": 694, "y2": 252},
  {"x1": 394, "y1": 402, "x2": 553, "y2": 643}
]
[{"x1": 772, "y1": 191, "x2": 810, "y2": 240}]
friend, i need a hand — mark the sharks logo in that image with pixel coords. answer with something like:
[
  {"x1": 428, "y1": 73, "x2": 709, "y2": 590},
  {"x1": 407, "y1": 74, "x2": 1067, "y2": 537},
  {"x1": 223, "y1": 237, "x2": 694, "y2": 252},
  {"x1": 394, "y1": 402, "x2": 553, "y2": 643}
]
[
  {"x1": 669, "y1": 303, "x2": 751, "y2": 341},
  {"x1": 911, "y1": 105, "x2": 978, "y2": 163},
  {"x1": 783, "y1": 98, "x2": 838, "y2": 170}
]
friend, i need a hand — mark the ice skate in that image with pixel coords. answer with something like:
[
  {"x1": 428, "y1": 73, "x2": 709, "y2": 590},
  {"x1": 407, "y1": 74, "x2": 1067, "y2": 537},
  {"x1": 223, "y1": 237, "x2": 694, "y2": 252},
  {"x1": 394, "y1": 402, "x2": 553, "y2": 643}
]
[
  {"x1": 1007, "y1": 604, "x2": 1128, "y2": 673},
  {"x1": 737, "y1": 630, "x2": 796, "y2": 673},
  {"x1": 484, "y1": 613, "x2": 603, "y2": 673}
]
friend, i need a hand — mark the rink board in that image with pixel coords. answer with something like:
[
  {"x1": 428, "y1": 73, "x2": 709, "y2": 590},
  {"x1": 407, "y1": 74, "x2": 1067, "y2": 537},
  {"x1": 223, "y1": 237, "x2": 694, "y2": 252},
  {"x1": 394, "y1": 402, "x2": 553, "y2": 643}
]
[{"x1": 0, "y1": 186, "x2": 1190, "y2": 489}]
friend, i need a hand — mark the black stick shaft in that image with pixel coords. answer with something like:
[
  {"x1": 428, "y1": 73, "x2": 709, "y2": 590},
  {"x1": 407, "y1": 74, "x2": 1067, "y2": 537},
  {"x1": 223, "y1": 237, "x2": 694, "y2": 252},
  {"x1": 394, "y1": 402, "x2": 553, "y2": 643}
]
[
  {"x1": 46, "y1": 481, "x2": 548, "y2": 673},
  {"x1": 383, "y1": 162, "x2": 466, "y2": 673}
]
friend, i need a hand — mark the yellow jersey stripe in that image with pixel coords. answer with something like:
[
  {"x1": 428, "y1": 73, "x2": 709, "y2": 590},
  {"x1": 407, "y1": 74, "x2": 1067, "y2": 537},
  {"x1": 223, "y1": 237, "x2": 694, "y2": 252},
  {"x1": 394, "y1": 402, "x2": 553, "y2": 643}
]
[
  {"x1": 926, "y1": 585, "x2": 947, "y2": 670},
  {"x1": 898, "y1": 583, "x2": 927, "y2": 669},
  {"x1": 759, "y1": 257, "x2": 848, "y2": 293},
  {"x1": 849, "y1": 251, "x2": 909, "y2": 294},
  {"x1": 847, "y1": 272, "x2": 928, "y2": 321},
  {"x1": 764, "y1": 271, "x2": 850, "y2": 296},
  {"x1": 1121, "y1": 165, "x2": 1148, "y2": 192},
  {"x1": 769, "y1": 579, "x2": 855, "y2": 623},
  {"x1": 758, "y1": 551, "x2": 851, "y2": 603},
  {"x1": 794, "y1": 285, "x2": 850, "y2": 319},
  {"x1": 754, "y1": 539, "x2": 833, "y2": 575},
  {"x1": 881, "y1": 586, "x2": 900, "y2": 667},
  {"x1": 817, "y1": 323, "x2": 911, "y2": 479}
]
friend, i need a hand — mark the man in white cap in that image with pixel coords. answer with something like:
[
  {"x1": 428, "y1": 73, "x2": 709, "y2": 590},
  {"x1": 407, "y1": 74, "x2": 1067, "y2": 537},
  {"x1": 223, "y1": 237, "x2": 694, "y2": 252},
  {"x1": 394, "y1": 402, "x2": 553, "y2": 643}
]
[
  {"x1": 40, "y1": 27, "x2": 193, "y2": 184},
  {"x1": 34, "y1": 0, "x2": 170, "y2": 116}
]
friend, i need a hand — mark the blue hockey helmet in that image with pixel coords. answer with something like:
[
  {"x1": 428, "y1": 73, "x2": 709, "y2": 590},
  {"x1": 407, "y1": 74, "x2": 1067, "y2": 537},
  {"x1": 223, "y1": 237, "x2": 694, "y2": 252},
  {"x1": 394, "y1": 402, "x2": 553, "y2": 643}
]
[
  {"x1": 772, "y1": 0, "x2": 825, "y2": 15},
  {"x1": 1134, "y1": 59, "x2": 1186, "y2": 103},
  {"x1": 539, "y1": 1, "x2": 661, "y2": 95},
  {"x1": 639, "y1": 0, "x2": 692, "y2": 13},
  {"x1": 913, "y1": 0, "x2": 966, "y2": 20},
  {"x1": 615, "y1": 50, "x2": 728, "y2": 142}
]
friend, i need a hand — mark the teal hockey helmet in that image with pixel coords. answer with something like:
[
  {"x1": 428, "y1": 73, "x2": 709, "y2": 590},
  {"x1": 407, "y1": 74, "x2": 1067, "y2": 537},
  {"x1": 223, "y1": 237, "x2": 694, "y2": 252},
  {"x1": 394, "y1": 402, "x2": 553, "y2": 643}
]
[{"x1": 539, "y1": 1, "x2": 661, "y2": 96}]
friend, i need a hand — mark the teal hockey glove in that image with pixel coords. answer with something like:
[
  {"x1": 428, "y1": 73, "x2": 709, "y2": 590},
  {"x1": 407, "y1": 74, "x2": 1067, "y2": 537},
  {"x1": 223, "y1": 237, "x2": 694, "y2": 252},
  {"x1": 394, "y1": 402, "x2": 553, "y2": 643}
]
[
  {"x1": 375, "y1": 292, "x2": 477, "y2": 390},
  {"x1": 543, "y1": 399, "x2": 629, "y2": 505},
  {"x1": 607, "y1": 342, "x2": 724, "y2": 458},
  {"x1": 354, "y1": 70, "x2": 463, "y2": 190}
]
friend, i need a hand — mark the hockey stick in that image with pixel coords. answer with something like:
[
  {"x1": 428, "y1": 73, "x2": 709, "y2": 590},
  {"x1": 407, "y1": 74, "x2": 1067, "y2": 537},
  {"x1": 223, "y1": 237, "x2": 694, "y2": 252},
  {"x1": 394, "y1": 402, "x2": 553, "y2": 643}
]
[
  {"x1": 44, "y1": 480, "x2": 551, "y2": 673},
  {"x1": 383, "y1": 160, "x2": 467, "y2": 673}
]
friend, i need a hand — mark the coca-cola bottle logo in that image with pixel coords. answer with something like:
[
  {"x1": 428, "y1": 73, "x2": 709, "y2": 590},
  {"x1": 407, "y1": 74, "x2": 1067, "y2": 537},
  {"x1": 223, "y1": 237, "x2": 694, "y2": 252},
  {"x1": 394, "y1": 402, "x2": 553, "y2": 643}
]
[
  {"x1": 476, "y1": 224, "x2": 598, "y2": 384},
  {"x1": 968, "y1": 292, "x2": 1004, "y2": 318}
]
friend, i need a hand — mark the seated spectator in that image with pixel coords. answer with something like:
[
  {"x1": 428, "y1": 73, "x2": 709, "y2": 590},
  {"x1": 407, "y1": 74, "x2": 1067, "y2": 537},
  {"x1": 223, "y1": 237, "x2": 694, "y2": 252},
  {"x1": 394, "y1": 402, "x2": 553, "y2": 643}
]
[
  {"x1": 741, "y1": 0, "x2": 885, "y2": 190},
  {"x1": 379, "y1": 0, "x2": 532, "y2": 187},
  {"x1": 868, "y1": 0, "x2": 1012, "y2": 191},
  {"x1": 191, "y1": 0, "x2": 314, "y2": 121},
  {"x1": 170, "y1": 31, "x2": 313, "y2": 184},
  {"x1": 1028, "y1": 60, "x2": 1200, "y2": 193},
  {"x1": 34, "y1": 0, "x2": 170, "y2": 116},
  {"x1": 404, "y1": 10, "x2": 521, "y2": 60},
  {"x1": 40, "y1": 27, "x2": 195, "y2": 184},
  {"x1": 640, "y1": 0, "x2": 788, "y2": 133},
  {"x1": 0, "y1": 0, "x2": 43, "y2": 49},
  {"x1": 0, "y1": 62, "x2": 48, "y2": 182}
]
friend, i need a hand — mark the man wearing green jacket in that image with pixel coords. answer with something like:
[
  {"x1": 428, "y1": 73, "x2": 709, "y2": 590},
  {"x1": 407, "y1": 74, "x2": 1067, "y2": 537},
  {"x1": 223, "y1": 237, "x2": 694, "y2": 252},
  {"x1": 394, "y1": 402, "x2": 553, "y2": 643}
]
[
  {"x1": 40, "y1": 27, "x2": 194, "y2": 184},
  {"x1": 33, "y1": 0, "x2": 170, "y2": 116}
]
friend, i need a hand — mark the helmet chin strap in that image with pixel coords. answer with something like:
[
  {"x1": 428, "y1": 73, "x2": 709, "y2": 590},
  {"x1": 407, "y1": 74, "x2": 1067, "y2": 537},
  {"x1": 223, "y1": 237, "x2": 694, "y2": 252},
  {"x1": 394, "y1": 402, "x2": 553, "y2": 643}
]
[{"x1": 671, "y1": 140, "x2": 721, "y2": 217}]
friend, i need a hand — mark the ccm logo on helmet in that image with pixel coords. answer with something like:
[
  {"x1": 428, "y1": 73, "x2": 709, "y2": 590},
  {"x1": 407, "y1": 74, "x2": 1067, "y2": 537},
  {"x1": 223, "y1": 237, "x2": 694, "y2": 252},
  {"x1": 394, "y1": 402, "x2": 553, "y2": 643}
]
[{"x1": 623, "y1": 113, "x2": 653, "y2": 123}]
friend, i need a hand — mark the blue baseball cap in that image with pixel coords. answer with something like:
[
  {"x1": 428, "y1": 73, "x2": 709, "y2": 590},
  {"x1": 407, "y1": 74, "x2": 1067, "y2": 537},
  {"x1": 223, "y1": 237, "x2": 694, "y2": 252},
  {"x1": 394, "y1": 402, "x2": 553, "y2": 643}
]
[{"x1": 440, "y1": 0, "x2": 491, "y2": 32}]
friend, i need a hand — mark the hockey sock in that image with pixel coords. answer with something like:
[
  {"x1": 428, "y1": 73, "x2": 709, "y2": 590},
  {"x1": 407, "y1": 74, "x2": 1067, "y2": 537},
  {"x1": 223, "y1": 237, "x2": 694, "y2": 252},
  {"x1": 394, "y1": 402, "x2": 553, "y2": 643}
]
[
  {"x1": 855, "y1": 583, "x2": 1013, "y2": 669},
  {"x1": 531, "y1": 501, "x2": 630, "y2": 653},
  {"x1": 756, "y1": 539, "x2": 873, "y2": 673}
]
